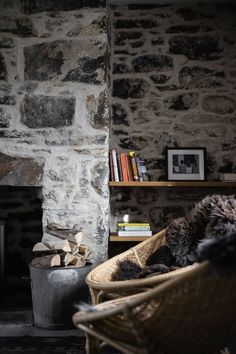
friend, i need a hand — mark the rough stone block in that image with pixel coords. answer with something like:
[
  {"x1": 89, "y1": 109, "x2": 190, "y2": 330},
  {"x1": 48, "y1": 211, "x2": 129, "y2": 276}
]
[
  {"x1": 67, "y1": 15, "x2": 107, "y2": 37},
  {"x1": 24, "y1": 41, "x2": 66, "y2": 81},
  {"x1": 166, "y1": 25, "x2": 213, "y2": 33},
  {"x1": 0, "y1": 107, "x2": 10, "y2": 128},
  {"x1": 130, "y1": 40, "x2": 144, "y2": 48},
  {"x1": 63, "y1": 55, "x2": 105, "y2": 84},
  {"x1": 128, "y1": 4, "x2": 170, "y2": 10},
  {"x1": 204, "y1": 125, "x2": 227, "y2": 138},
  {"x1": 114, "y1": 19, "x2": 159, "y2": 29},
  {"x1": 118, "y1": 135, "x2": 149, "y2": 150},
  {"x1": 0, "y1": 54, "x2": 6, "y2": 81},
  {"x1": 169, "y1": 35, "x2": 222, "y2": 60},
  {"x1": 86, "y1": 90, "x2": 109, "y2": 129},
  {"x1": 115, "y1": 31, "x2": 142, "y2": 46},
  {"x1": 129, "y1": 101, "x2": 142, "y2": 112},
  {"x1": 151, "y1": 38, "x2": 165, "y2": 45},
  {"x1": 156, "y1": 85, "x2": 178, "y2": 92},
  {"x1": 113, "y1": 63, "x2": 130, "y2": 74},
  {"x1": 0, "y1": 16, "x2": 37, "y2": 37},
  {"x1": 0, "y1": 152, "x2": 43, "y2": 187},
  {"x1": 0, "y1": 37, "x2": 15, "y2": 48},
  {"x1": 164, "y1": 93, "x2": 199, "y2": 110},
  {"x1": 24, "y1": 40, "x2": 105, "y2": 83},
  {"x1": 22, "y1": 0, "x2": 106, "y2": 13},
  {"x1": 176, "y1": 8, "x2": 213, "y2": 20},
  {"x1": 202, "y1": 95, "x2": 235, "y2": 115},
  {"x1": 134, "y1": 189, "x2": 158, "y2": 204},
  {"x1": 132, "y1": 54, "x2": 173, "y2": 72},
  {"x1": 20, "y1": 95, "x2": 75, "y2": 128},
  {"x1": 150, "y1": 74, "x2": 170, "y2": 84},
  {"x1": 112, "y1": 103, "x2": 129, "y2": 126},
  {"x1": 91, "y1": 161, "x2": 108, "y2": 197},
  {"x1": 112, "y1": 78, "x2": 150, "y2": 99},
  {"x1": 179, "y1": 66, "x2": 224, "y2": 88},
  {"x1": 0, "y1": 95, "x2": 16, "y2": 105}
]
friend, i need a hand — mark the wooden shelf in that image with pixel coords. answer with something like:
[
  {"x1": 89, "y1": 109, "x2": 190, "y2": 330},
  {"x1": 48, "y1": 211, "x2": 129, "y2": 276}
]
[
  {"x1": 109, "y1": 181, "x2": 236, "y2": 187},
  {"x1": 110, "y1": 235, "x2": 151, "y2": 242}
]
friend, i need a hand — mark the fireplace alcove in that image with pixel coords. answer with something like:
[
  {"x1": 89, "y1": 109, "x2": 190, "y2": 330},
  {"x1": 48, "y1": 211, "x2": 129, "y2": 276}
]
[{"x1": 0, "y1": 186, "x2": 43, "y2": 310}]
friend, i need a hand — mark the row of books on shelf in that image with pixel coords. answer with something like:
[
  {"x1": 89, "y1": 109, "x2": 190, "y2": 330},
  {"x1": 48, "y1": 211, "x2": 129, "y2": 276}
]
[
  {"x1": 116, "y1": 223, "x2": 152, "y2": 237},
  {"x1": 109, "y1": 149, "x2": 148, "y2": 182}
]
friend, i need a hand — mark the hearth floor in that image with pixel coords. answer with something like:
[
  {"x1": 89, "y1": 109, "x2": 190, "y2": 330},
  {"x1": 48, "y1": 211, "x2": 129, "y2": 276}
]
[{"x1": 0, "y1": 310, "x2": 84, "y2": 337}]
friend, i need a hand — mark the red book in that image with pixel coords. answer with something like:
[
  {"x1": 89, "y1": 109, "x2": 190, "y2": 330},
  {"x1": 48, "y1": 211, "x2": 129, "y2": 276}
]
[{"x1": 120, "y1": 153, "x2": 129, "y2": 182}]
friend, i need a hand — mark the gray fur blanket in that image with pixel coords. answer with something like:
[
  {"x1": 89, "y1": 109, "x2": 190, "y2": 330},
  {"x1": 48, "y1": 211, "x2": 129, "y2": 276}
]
[
  {"x1": 167, "y1": 194, "x2": 236, "y2": 267},
  {"x1": 112, "y1": 194, "x2": 236, "y2": 281}
]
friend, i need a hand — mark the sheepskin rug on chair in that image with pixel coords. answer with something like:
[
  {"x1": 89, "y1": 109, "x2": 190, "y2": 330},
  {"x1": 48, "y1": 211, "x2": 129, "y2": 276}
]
[{"x1": 112, "y1": 194, "x2": 236, "y2": 280}]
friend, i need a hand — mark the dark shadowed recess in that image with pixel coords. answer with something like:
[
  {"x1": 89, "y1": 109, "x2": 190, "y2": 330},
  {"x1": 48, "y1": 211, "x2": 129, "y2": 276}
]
[{"x1": 0, "y1": 336, "x2": 121, "y2": 353}]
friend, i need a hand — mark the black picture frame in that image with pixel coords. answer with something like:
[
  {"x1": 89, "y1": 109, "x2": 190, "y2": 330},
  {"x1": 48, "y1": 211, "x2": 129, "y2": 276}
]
[{"x1": 166, "y1": 147, "x2": 206, "y2": 181}]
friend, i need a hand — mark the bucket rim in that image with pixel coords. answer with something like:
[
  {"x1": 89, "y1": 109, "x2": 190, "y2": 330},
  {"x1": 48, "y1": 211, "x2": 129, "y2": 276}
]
[{"x1": 29, "y1": 260, "x2": 95, "y2": 270}]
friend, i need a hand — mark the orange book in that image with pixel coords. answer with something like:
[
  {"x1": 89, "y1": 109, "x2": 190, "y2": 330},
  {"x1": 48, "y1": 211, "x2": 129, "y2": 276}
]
[{"x1": 120, "y1": 153, "x2": 129, "y2": 182}]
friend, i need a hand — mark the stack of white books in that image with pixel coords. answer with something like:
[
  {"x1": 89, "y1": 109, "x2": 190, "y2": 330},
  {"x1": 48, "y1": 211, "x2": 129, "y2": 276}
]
[
  {"x1": 117, "y1": 223, "x2": 152, "y2": 237},
  {"x1": 219, "y1": 173, "x2": 236, "y2": 181}
]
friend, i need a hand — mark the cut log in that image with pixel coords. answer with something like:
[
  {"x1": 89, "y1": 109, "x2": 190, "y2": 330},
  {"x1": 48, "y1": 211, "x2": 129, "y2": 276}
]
[
  {"x1": 31, "y1": 254, "x2": 61, "y2": 268},
  {"x1": 70, "y1": 255, "x2": 86, "y2": 267},
  {"x1": 79, "y1": 244, "x2": 91, "y2": 259},
  {"x1": 45, "y1": 240, "x2": 71, "y2": 253},
  {"x1": 61, "y1": 252, "x2": 75, "y2": 266},
  {"x1": 32, "y1": 243, "x2": 51, "y2": 254},
  {"x1": 79, "y1": 244, "x2": 89, "y2": 255},
  {"x1": 45, "y1": 224, "x2": 83, "y2": 245}
]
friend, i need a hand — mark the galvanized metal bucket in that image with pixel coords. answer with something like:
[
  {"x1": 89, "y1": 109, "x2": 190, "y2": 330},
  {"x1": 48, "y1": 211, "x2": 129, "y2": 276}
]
[{"x1": 29, "y1": 262, "x2": 93, "y2": 329}]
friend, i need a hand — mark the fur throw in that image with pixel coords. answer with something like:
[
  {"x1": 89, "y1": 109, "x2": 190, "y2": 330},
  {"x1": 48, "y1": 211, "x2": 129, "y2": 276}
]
[
  {"x1": 166, "y1": 194, "x2": 236, "y2": 267},
  {"x1": 112, "y1": 195, "x2": 236, "y2": 281},
  {"x1": 197, "y1": 231, "x2": 236, "y2": 275}
]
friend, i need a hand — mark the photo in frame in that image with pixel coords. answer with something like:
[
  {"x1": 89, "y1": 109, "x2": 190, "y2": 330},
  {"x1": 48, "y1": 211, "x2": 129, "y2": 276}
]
[{"x1": 166, "y1": 148, "x2": 206, "y2": 181}]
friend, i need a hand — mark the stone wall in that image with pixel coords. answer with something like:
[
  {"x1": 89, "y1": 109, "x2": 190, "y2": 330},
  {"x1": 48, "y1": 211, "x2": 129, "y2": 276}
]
[
  {"x1": 0, "y1": 0, "x2": 109, "y2": 262},
  {"x1": 109, "y1": 3, "x2": 236, "y2": 232}
]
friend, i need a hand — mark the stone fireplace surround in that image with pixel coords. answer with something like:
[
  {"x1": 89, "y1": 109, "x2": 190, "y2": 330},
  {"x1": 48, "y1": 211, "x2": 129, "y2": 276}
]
[{"x1": 0, "y1": 0, "x2": 109, "y2": 264}]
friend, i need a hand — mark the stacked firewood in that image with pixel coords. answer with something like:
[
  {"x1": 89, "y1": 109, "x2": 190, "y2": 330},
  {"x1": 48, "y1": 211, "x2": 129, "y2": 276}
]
[{"x1": 30, "y1": 223, "x2": 92, "y2": 268}]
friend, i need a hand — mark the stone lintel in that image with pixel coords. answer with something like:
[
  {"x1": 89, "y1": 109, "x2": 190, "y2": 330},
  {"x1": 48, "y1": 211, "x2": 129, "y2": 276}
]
[{"x1": 0, "y1": 152, "x2": 44, "y2": 187}]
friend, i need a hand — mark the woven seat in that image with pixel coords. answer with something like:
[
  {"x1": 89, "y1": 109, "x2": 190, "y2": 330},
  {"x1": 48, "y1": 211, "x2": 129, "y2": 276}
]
[
  {"x1": 86, "y1": 229, "x2": 198, "y2": 304},
  {"x1": 73, "y1": 261, "x2": 236, "y2": 354}
]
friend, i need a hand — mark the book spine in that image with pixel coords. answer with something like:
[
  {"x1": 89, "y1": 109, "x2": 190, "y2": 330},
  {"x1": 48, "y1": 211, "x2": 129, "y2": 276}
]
[
  {"x1": 136, "y1": 157, "x2": 144, "y2": 182},
  {"x1": 117, "y1": 223, "x2": 150, "y2": 227},
  {"x1": 117, "y1": 153, "x2": 123, "y2": 181},
  {"x1": 117, "y1": 230, "x2": 152, "y2": 236},
  {"x1": 111, "y1": 149, "x2": 119, "y2": 182},
  {"x1": 120, "y1": 153, "x2": 129, "y2": 182},
  {"x1": 109, "y1": 150, "x2": 115, "y2": 181},
  {"x1": 129, "y1": 151, "x2": 139, "y2": 181},
  {"x1": 118, "y1": 226, "x2": 150, "y2": 231},
  {"x1": 219, "y1": 173, "x2": 236, "y2": 181},
  {"x1": 138, "y1": 158, "x2": 148, "y2": 181},
  {"x1": 127, "y1": 154, "x2": 134, "y2": 181}
]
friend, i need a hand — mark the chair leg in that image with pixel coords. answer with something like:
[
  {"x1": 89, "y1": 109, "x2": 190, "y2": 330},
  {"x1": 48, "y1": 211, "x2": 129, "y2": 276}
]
[{"x1": 86, "y1": 333, "x2": 100, "y2": 354}]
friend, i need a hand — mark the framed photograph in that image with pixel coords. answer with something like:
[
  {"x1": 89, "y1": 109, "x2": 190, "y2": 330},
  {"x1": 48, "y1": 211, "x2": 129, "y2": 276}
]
[{"x1": 166, "y1": 148, "x2": 206, "y2": 181}]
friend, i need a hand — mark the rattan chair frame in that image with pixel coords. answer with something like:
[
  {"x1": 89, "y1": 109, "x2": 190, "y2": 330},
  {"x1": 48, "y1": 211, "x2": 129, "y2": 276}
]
[
  {"x1": 87, "y1": 229, "x2": 198, "y2": 304},
  {"x1": 73, "y1": 261, "x2": 236, "y2": 354}
]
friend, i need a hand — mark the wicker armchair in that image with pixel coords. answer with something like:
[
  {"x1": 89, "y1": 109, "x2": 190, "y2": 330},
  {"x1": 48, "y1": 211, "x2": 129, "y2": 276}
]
[
  {"x1": 73, "y1": 261, "x2": 236, "y2": 354},
  {"x1": 87, "y1": 229, "x2": 198, "y2": 304}
]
